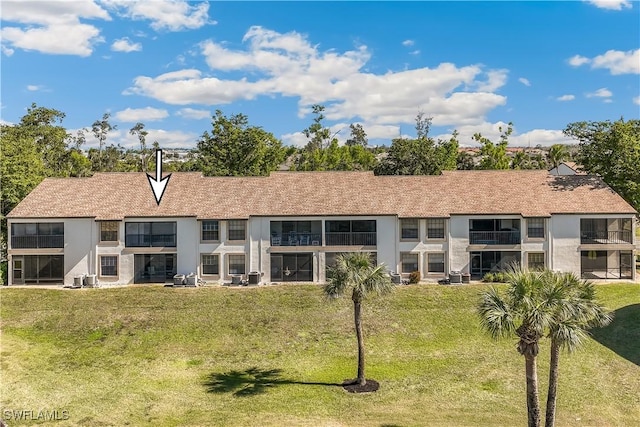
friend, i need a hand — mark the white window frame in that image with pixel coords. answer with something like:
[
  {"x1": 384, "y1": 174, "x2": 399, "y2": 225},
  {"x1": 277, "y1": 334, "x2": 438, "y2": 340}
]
[
  {"x1": 527, "y1": 218, "x2": 545, "y2": 239},
  {"x1": 99, "y1": 255, "x2": 118, "y2": 278},
  {"x1": 201, "y1": 254, "x2": 220, "y2": 276},
  {"x1": 201, "y1": 220, "x2": 220, "y2": 242},
  {"x1": 228, "y1": 220, "x2": 247, "y2": 241},
  {"x1": 426, "y1": 218, "x2": 446, "y2": 240},
  {"x1": 527, "y1": 252, "x2": 545, "y2": 271},
  {"x1": 228, "y1": 254, "x2": 246, "y2": 275},
  {"x1": 401, "y1": 252, "x2": 419, "y2": 274},
  {"x1": 426, "y1": 252, "x2": 446, "y2": 273},
  {"x1": 400, "y1": 219, "x2": 419, "y2": 241}
]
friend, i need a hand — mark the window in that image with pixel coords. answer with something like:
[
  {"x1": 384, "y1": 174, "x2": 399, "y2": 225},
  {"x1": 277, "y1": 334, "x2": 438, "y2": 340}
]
[
  {"x1": 202, "y1": 254, "x2": 219, "y2": 275},
  {"x1": 325, "y1": 220, "x2": 377, "y2": 246},
  {"x1": 11, "y1": 222, "x2": 64, "y2": 248},
  {"x1": 427, "y1": 219, "x2": 445, "y2": 239},
  {"x1": 23, "y1": 255, "x2": 64, "y2": 282},
  {"x1": 401, "y1": 253, "x2": 419, "y2": 274},
  {"x1": 125, "y1": 222, "x2": 176, "y2": 247},
  {"x1": 201, "y1": 221, "x2": 219, "y2": 241},
  {"x1": 401, "y1": 219, "x2": 419, "y2": 240},
  {"x1": 100, "y1": 256, "x2": 118, "y2": 277},
  {"x1": 228, "y1": 254, "x2": 246, "y2": 275},
  {"x1": 427, "y1": 253, "x2": 445, "y2": 273},
  {"x1": 228, "y1": 220, "x2": 247, "y2": 241},
  {"x1": 527, "y1": 218, "x2": 545, "y2": 239},
  {"x1": 527, "y1": 252, "x2": 545, "y2": 271},
  {"x1": 100, "y1": 221, "x2": 119, "y2": 242}
]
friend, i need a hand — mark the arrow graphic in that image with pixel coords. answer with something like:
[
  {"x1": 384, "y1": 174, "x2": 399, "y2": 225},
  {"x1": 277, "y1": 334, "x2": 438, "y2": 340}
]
[{"x1": 147, "y1": 149, "x2": 171, "y2": 206}]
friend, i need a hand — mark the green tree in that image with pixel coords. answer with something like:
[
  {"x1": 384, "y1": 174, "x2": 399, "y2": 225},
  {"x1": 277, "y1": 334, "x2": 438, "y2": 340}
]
[
  {"x1": 544, "y1": 273, "x2": 611, "y2": 427},
  {"x1": 345, "y1": 123, "x2": 368, "y2": 147},
  {"x1": 474, "y1": 124, "x2": 512, "y2": 170},
  {"x1": 129, "y1": 122, "x2": 149, "y2": 172},
  {"x1": 564, "y1": 118, "x2": 640, "y2": 211},
  {"x1": 324, "y1": 253, "x2": 394, "y2": 389},
  {"x1": 478, "y1": 268, "x2": 556, "y2": 427},
  {"x1": 92, "y1": 113, "x2": 117, "y2": 172},
  {"x1": 196, "y1": 110, "x2": 286, "y2": 176},
  {"x1": 546, "y1": 144, "x2": 569, "y2": 170},
  {"x1": 374, "y1": 114, "x2": 459, "y2": 175}
]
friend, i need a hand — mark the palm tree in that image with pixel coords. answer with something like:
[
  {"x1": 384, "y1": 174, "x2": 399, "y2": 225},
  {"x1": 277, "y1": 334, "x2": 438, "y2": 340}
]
[
  {"x1": 544, "y1": 272, "x2": 612, "y2": 427},
  {"x1": 324, "y1": 252, "x2": 394, "y2": 389},
  {"x1": 478, "y1": 268, "x2": 559, "y2": 427},
  {"x1": 547, "y1": 144, "x2": 569, "y2": 170}
]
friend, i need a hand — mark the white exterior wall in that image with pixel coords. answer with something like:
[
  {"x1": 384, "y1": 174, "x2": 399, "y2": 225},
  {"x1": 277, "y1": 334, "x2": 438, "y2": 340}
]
[
  {"x1": 449, "y1": 216, "x2": 471, "y2": 274},
  {"x1": 7, "y1": 212, "x2": 636, "y2": 286}
]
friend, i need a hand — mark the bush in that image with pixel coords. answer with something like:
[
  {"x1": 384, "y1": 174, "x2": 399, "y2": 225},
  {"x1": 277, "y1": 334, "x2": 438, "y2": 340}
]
[
  {"x1": 0, "y1": 261, "x2": 6, "y2": 286},
  {"x1": 494, "y1": 272, "x2": 507, "y2": 283},
  {"x1": 482, "y1": 272, "x2": 495, "y2": 283},
  {"x1": 409, "y1": 270, "x2": 421, "y2": 284}
]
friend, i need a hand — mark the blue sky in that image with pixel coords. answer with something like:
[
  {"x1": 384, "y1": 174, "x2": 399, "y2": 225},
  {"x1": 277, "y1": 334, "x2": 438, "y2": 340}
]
[{"x1": 1, "y1": 1, "x2": 639, "y2": 149}]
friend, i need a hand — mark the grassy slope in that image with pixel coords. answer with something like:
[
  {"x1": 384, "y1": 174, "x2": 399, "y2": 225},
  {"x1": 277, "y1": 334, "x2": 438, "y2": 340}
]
[{"x1": 1, "y1": 284, "x2": 639, "y2": 427}]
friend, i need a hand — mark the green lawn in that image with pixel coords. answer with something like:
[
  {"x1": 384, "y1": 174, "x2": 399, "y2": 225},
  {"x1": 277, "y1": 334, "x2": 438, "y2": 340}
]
[{"x1": 1, "y1": 283, "x2": 639, "y2": 426}]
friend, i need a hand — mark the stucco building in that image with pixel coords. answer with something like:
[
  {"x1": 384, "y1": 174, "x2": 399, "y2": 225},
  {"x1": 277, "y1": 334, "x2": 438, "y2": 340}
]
[{"x1": 6, "y1": 170, "x2": 638, "y2": 286}]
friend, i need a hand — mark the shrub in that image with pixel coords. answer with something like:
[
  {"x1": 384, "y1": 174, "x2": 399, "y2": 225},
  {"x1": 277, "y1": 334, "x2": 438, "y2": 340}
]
[
  {"x1": 494, "y1": 272, "x2": 507, "y2": 283},
  {"x1": 409, "y1": 270, "x2": 421, "y2": 284},
  {"x1": 482, "y1": 272, "x2": 495, "y2": 283},
  {"x1": 0, "y1": 261, "x2": 6, "y2": 286}
]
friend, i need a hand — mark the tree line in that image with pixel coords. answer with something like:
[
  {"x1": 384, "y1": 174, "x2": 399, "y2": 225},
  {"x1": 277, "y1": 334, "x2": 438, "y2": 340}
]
[{"x1": 1, "y1": 103, "x2": 639, "y2": 269}]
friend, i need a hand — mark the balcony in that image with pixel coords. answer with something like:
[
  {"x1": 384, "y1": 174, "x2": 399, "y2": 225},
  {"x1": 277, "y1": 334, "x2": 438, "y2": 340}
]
[
  {"x1": 125, "y1": 234, "x2": 177, "y2": 247},
  {"x1": 469, "y1": 230, "x2": 521, "y2": 245},
  {"x1": 580, "y1": 230, "x2": 632, "y2": 244},
  {"x1": 325, "y1": 232, "x2": 377, "y2": 246},
  {"x1": 11, "y1": 235, "x2": 64, "y2": 249},
  {"x1": 271, "y1": 232, "x2": 322, "y2": 247}
]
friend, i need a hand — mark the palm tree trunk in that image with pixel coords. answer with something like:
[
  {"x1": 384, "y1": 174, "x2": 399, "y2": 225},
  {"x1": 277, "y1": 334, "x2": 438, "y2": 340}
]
[
  {"x1": 525, "y1": 353, "x2": 541, "y2": 427},
  {"x1": 545, "y1": 339, "x2": 560, "y2": 427},
  {"x1": 353, "y1": 297, "x2": 366, "y2": 386}
]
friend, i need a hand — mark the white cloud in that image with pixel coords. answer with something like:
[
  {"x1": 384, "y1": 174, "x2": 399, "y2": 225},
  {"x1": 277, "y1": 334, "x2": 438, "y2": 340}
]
[
  {"x1": 26, "y1": 85, "x2": 43, "y2": 91},
  {"x1": 102, "y1": 0, "x2": 214, "y2": 31},
  {"x1": 1, "y1": 45, "x2": 14, "y2": 56},
  {"x1": 518, "y1": 77, "x2": 531, "y2": 87},
  {"x1": 633, "y1": 96, "x2": 640, "y2": 105},
  {"x1": 111, "y1": 37, "x2": 142, "y2": 52},
  {"x1": 568, "y1": 49, "x2": 639, "y2": 75},
  {"x1": 402, "y1": 39, "x2": 414, "y2": 47},
  {"x1": 176, "y1": 108, "x2": 211, "y2": 120},
  {"x1": 281, "y1": 132, "x2": 308, "y2": 147},
  {"x1": 125, "y1": 26, "x2": 509, "y2": 131},
  {"x1": 0, "y1": 0, "x2": 110, "y2": 56},
  {"x1": 556, "y1": 94, "x2": 575, "y2": 101},
  {"x1": 586, "y1": 1, "x2": 633, "y2": 10},
  {"x1": 591, "y1": 49, "x2": 640, "y2": 74},
  {"x1": 409, "y1": 50, "x2": 420, "y2": 56},
  {"x1": 586, "y1": 87, "x2": 613, "y2": 98},
  {"x1": 568, "y1": 55, "x2": 590, "y2": 67},
  {"x1": 114, "y1": 107, "x2": 169, "y2": 122},
  {"x1": 85, "y1": 127, "x2": 198, "y2": 149}
]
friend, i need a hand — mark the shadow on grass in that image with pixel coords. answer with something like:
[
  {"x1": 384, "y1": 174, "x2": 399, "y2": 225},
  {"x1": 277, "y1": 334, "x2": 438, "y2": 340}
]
[
  {"x1": 591, "y1": 303, "x2": 640, "y2": 366},
  {"x1": 203, "y1": 367, "x2": 343, "y2": 397}
]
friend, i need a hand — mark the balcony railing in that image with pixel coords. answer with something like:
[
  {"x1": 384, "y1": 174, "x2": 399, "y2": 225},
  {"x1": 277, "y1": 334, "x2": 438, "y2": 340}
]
[
  {"x1": 271, "y1": 233, "x2": 322, "y2": 247},
  {"x1": 11, "y1": 235, "x2": 64, "y2": 249},
  {"x1": 325, "y1": 232, "x2": 377, "y2": 246},
  {"x1": 469, "y1": 231, "x2": 521, "y2": 245},
  {"x1": 125, "y1": 234, "x2": 177, "y2": 247},
  {"x1": 580, "y1": 230, "x2": 632, "y2": 244}
]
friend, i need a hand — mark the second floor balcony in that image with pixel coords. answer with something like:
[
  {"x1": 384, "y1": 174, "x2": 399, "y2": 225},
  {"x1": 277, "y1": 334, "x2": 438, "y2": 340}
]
[
  {"x1": 469, "y1": 230, "x2": 521, "y2": 245},
  {"x1": 580, "y1": 230, "x2": 633, "y2": 244},
  {"x1": 325, "y1": 232, "x2": 377, "y2": 246},
  {"x1": 11, "y1": 234, "x2": 64, "y2": 249}
]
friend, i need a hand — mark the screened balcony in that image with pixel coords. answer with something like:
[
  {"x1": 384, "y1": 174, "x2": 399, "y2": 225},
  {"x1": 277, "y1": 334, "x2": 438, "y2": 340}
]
[
  {"x1": 325, "y1": 220, "x2": 377, "y2": 246},
  {"x1": 580, "y1": 219, "x2": 633, "y2": 244},
  {"x1": 469, "y1": 219, "x2": 521, "y2": 245},
  {"x1": 11, "y1": 223, "x2": 64, "y2": 249},
  {"x1": 270, "y1": 221, "x2": 322, "y2": 246}
]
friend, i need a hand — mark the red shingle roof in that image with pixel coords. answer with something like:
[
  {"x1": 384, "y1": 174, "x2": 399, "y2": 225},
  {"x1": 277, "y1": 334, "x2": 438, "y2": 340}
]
[{"x1": 7, "y1": 170, "x2": 637, "y2": 220}]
